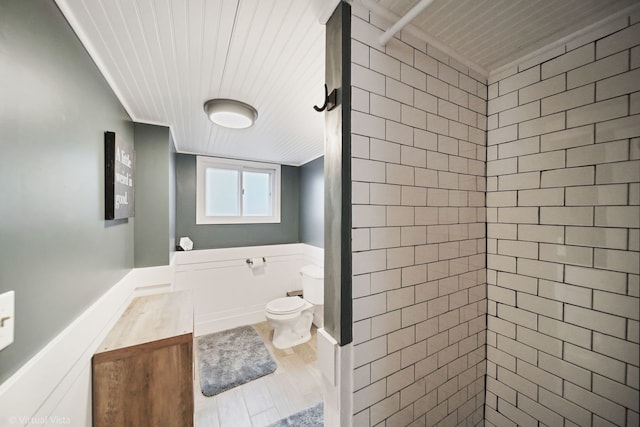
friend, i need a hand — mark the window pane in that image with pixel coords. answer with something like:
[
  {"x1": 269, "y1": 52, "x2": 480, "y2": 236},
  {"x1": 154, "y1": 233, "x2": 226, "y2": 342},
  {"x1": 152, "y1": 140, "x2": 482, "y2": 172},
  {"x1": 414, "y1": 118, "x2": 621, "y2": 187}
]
[
  {"x1": 205, "y1": 168, "x2": 239, "y2": 216},
  {"x1": 242, "y1": 171, "x2": 271, "y2": 216}
]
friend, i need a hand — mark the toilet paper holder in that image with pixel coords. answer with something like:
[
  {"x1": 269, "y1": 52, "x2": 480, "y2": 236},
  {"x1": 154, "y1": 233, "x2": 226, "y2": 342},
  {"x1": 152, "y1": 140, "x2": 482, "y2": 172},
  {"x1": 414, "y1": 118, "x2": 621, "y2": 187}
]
[{"x1": 246, "y1": 257, "x2": 266, "y2": 266}]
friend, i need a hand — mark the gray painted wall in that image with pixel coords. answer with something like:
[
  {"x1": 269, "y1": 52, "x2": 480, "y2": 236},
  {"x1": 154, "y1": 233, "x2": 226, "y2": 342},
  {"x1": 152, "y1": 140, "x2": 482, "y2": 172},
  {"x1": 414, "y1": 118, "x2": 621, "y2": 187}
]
[
  {"x1": 169, "y1": 135, "x2": 177, "y2": 259},
  {"x1": 175, "y1": 154, "x2": 300, "y2": 249},
  {"x1": 133, "y1": 123, "x2": 172, "y2": 267},
  {"x1": 0, "y1": 0, "x2": 134, "y2": 383},
  {"x1": 299, "y1": 156, "x2": 324, "y2": 248}
]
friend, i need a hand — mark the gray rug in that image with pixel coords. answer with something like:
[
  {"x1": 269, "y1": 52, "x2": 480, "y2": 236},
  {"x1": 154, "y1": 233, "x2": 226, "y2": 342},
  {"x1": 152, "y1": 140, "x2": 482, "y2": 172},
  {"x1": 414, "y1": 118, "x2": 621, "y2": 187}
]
[
  {"x1": 268, "y1": 402, "x2": 324, "y2": 427},
  {"x1": 197, "y1": 325, "x2": 277, "y2": 396}
]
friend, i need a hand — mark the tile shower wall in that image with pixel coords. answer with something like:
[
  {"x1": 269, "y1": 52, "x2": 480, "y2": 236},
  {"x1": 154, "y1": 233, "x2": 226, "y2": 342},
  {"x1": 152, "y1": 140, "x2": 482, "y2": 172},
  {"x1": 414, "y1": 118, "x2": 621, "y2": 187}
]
[
  {"x1": 485, "y1": 16, "x2": 640, "y2": 427},
  {"x1": 349, "y1": 5, "x2": 487, "y2": 426}
]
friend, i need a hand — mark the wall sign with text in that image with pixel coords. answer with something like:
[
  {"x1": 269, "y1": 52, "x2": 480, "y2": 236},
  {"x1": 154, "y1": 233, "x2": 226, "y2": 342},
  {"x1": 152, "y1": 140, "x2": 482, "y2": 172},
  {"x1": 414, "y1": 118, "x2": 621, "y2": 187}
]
[{"x1": 104, "y1": 131, "x2": 135, "y2": 220}]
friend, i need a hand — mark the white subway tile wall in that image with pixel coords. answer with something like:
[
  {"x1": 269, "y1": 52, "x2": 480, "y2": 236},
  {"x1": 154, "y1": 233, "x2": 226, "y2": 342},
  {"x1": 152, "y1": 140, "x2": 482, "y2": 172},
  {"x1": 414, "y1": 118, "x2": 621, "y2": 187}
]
[
  {"x1": 351, "y1": 6, "x2": 487, "y2": 426},
  {"x1": 486, "y1": 15, "x2": 640, "y2": 427}
]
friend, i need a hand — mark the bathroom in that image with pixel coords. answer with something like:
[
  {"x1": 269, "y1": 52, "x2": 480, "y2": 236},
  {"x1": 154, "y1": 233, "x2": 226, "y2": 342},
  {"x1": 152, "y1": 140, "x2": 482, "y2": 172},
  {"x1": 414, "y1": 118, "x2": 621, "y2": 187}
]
[
  {"x1": 1, "y1": 1, "x2": 639, "y2": 427},
  {"x1": 1, "y1": 0, "x2": 334, "y2": 425},
  {"x1": 173, "y1": 153, "x2": 327, "y2": 425}
]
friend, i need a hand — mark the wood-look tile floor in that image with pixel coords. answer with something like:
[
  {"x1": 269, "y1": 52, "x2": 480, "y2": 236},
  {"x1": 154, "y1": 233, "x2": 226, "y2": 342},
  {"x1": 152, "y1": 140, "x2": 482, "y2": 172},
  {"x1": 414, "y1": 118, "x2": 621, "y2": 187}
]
[{"x1": 194, "y1": 322, "x2": 323, "y2": 427}]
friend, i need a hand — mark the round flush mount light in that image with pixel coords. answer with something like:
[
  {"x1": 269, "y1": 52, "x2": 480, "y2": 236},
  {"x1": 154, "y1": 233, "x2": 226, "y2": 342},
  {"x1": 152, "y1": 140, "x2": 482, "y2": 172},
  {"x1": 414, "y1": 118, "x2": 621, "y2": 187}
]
[{"x1": 204, "y1": 98, "x2": 258, "y2": 129}]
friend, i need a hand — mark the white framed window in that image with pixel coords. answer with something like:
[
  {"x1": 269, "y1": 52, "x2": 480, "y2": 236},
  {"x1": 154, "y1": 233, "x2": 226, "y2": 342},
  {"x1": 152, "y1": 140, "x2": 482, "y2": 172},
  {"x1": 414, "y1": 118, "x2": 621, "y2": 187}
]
[{"x1": 196, "y1": 156, "x2": 281, "y2": 224}]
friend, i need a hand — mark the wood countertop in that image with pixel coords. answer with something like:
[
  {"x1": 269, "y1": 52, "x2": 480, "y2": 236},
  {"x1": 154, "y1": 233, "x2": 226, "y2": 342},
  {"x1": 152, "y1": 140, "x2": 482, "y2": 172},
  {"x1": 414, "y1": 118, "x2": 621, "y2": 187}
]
[{"x1": 95, "y1": 290, "x2": 193, "y2": 355}]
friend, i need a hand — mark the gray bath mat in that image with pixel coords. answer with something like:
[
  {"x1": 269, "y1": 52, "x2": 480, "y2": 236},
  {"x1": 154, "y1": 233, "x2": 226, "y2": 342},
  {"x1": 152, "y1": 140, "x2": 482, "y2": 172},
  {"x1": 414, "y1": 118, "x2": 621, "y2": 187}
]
[
  {"x1": 268, "y1": 402, "x2": 324, "y2": 427},
  {"x1": 197, "y1": 325, "x2": 277, "y2": 396}
]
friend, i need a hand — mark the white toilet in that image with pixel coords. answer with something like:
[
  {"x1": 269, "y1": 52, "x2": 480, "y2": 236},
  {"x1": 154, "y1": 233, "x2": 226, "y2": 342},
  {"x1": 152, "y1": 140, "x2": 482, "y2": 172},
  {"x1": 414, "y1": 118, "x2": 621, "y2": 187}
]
[{"x1": 265, "y1": 265, "x2": 324, "y2": 349}]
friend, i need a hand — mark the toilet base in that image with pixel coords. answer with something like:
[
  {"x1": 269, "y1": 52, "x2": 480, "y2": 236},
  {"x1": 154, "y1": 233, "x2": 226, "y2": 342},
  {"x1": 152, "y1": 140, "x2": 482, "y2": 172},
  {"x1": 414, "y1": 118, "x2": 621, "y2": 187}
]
[
  {"x1": 272, "y1": 329, "x2": 311, "y2": 349},
  {"x1": 266, "y1": 307, "x2": 314, "y2": 349}
]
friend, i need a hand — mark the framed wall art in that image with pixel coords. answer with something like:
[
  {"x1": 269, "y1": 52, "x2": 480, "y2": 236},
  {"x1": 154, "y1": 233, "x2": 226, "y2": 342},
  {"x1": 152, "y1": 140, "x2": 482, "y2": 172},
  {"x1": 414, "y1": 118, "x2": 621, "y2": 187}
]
[{"x1": 104, "y1": 131, "x2": 135, "y2": 220}]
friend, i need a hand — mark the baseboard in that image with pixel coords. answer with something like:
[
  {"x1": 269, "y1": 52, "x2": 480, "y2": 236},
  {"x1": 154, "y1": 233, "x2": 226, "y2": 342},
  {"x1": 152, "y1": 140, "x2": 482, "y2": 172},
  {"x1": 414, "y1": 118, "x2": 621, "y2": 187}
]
[
  {"x1": 0, "y1": 264, "x2": 172, "y2": 427},
  {"x1": 195, "y1": 304, "x2": 267, "y2": 337}
]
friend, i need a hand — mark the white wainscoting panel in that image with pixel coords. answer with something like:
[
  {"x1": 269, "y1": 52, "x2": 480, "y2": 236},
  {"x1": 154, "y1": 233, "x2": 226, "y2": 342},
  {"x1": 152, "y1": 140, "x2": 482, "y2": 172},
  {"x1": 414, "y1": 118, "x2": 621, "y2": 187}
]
[
  {"x1": 317, "y1": 328, "x2": 353, "y2": 427},
  {"x1": 174, "y1": 243, "x2": 324, "y2": 337},
  {"x1": 0, "y1": 245, "x2": 324, "y2": 427},
  {"x1": 0, "y1": 265, "x2": 171, "y2": 427}
]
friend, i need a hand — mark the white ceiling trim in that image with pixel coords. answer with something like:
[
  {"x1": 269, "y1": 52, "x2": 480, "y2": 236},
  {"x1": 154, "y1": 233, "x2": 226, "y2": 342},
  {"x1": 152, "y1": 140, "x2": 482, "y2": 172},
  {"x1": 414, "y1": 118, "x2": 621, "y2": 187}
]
[
  {"x1": 59, "y1": 0, "x2": 186, "y2": 151},
  {"x1": 490, "y1": 2, "x2": 640, "y2": 78},
  {"x1": 358, "y1": 0, "x2": 489, "y2": 78},
  {"x1": 55, "y1": 0, "x2": 137, "y2": 123},
  {"x1": 176, "y1": 148, "x2": 313, "y2": 167},
  {"x1": 56, "y1": 0, "x2": 178, "y2": 147}
]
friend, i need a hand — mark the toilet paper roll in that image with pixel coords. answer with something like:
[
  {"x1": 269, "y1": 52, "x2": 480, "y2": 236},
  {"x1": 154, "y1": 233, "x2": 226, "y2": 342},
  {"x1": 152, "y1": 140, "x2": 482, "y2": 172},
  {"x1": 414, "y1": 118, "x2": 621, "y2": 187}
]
[{"x1": 250, "y1": 257, "x2": 264, "y2": 268}]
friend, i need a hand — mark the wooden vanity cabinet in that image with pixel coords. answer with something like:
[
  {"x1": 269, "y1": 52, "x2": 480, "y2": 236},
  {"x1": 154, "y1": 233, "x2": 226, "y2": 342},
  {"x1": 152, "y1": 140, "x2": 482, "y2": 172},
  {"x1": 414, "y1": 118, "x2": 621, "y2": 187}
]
[{"x1": 92, "y1": 291, "x2": 194, "y2": 427}]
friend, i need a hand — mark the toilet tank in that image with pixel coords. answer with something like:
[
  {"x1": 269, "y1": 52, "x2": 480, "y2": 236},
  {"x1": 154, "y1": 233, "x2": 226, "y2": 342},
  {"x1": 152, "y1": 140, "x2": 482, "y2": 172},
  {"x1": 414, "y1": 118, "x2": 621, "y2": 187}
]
[{"x1": 300, "y1": 265, "x2": 324, "y2": 305}]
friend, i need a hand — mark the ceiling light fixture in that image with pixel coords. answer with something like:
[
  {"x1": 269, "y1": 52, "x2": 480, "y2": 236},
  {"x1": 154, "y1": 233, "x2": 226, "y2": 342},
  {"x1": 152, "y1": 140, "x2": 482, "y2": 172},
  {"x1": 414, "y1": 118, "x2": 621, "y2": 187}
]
[{"x1": 204, "y1": 98, "x2": 258, "y2": 129}]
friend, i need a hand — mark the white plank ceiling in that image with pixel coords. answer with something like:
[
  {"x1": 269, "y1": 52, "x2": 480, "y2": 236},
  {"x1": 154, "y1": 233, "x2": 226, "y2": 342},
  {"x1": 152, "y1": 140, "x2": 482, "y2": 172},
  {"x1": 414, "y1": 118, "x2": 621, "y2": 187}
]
[
  {"x1": 371, "y1": 0, "x2": 639, "y2": 72},
  {"x1": 56, "y1": 0, "x2": 639, "y2": 166},
  {"x1": 57, "y1": 0, "x2": 328, "y2": 166}
]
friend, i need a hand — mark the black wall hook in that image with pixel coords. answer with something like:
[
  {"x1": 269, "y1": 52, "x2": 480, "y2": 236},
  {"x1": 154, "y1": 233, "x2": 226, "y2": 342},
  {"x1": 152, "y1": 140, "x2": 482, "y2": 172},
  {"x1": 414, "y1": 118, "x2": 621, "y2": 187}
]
[{"x1": 313, "y1": 83, "x2": 337, "y2": 112}]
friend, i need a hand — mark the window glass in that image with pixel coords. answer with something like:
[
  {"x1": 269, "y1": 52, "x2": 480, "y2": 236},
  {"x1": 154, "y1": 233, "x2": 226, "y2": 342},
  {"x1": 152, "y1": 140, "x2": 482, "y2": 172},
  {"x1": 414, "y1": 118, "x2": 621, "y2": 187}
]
[
  {"x1": 196, "y1": 156, "x2": 281, "y2": 224},
  {"x1": 242, "y1": 171, "x2": 271, "y2": 216},
  {"x1": 205, "y1": 168, "x2": 239, "y2": 216}
]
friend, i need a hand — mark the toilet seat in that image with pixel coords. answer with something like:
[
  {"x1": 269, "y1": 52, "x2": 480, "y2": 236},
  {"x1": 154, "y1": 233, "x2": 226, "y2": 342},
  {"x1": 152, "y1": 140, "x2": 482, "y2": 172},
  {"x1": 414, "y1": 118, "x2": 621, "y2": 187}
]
[{"x1": 265, "y1": 297, "x2": 305, "y2": 315}]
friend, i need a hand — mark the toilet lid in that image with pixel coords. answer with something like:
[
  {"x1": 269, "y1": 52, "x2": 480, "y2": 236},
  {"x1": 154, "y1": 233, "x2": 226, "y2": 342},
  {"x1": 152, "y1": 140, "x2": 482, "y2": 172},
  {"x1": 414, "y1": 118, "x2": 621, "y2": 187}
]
[{"x1": 266, "y1": 297, "x2": 305, "y2": 314}]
